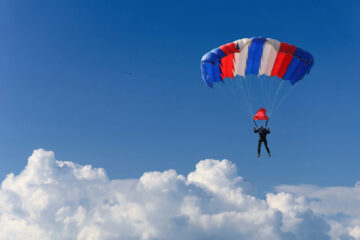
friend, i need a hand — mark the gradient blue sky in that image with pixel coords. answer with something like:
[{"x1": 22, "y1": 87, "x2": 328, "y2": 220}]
[{"x1": 0, "y1": 0, "x2": 359, "y2": 194}]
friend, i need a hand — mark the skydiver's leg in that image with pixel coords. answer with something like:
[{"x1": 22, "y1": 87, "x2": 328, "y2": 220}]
[
  {"x1": 264, "y1": 140, "x2": 271, "y2": 156},
  {"x1": 257, "y1": 140, "x2": 262, "y2": 157}
]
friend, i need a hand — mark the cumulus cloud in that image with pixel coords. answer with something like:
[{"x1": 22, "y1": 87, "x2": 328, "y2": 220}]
[
  {"x1": 0, "y1": 149, "x2": 357, "y2": 239},
  {"x1": 276, "y1": 184, "x2": 360, "y2": 240}
]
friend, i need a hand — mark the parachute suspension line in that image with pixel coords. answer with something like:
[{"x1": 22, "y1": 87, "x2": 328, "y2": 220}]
[
  {"x1": 268, "y1": 77, "x2": 276, "y2": 112},
  {"x1": 268, "y1": 79, "x2": 285, "y2": 117},
  {"x1": 259, "y1": 75, "x2": 271, "y2": 112},
  {"x1": 250, "y1": 75, "x2": 256, "y2": 112},
  {"x1": 268, "y1": 77, "x2": 273, "y2": 109},
  {"x1": 220, "y1": 78, "x2": 243, "y2": 109},
  {"x1": 269, "y1": 78, "x2": 274, "y2": 109},
  {"x1": 223, "y1": 81, "x2": 242, "y2": 107},
  {"x1": 251, "y1": 75, "x2": 257, "y2": 113},
  {"x1": 242, "y1": 76, "x2": 251, "y2": 104},
  {"x1": 242, "y1": 76, "x2": 250, "y2": 104},
  {"x1": 248, "y1": 75, "x2": 255, "y2": 109},
  {"x1": 264, "y1": 75, "x2": 271, "y2": 110},
  {"x1": 256, "y1": 75, "x2": 273, "y2": 113},
  {"x1": 228, "y1": 80, "x2": 244, "y2": 108},
  {"x1": 241, "y1": 75, "x2": 254, "y2": 115},
  {"x1": 213, "y1": 78, "x2": 253, "y2": 118},
  {"x1": 259, "y1": 75, "x2": 267, "y2": 110},
  {"x1": 234, "y1": 77, "x2": 253, "y2": 117},
  {"x1": 268, "y1": 77, "x2": 272, "y2": 109},
  {"x1": 253, "y1": 119, "x2": 258, "y2": 127},
  {"x1": 267, "y1": 77, "x2": 275, "y2": 112},
  {"x1": 273, "y1": 83, "x2": 298, "y2": 112},
  {"x1": 214, "y1": 82, "x2": 235, "y2": 104},
  {"x1": 261, "y1": 75, "x2": 268, "y2": 110}
]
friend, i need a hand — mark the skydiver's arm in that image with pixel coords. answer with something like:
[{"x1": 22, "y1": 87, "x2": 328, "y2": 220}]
[
  {"x1": 254, "y1": 128, "x2": 258, "y2": 133},
  {"x1": 267, "y1": 128, "x2": 270, "y2": 134}
]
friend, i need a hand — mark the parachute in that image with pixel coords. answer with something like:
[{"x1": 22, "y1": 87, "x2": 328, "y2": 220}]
[{"x1": 201, "y1": 37, "x2": 314, "y2": 122}]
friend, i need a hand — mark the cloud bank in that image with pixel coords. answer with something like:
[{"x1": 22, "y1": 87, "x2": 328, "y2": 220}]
[{"x1": 0, "y1": 149, "x2": 358, "y2": 239}]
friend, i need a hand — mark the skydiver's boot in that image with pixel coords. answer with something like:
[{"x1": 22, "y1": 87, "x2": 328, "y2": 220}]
[
  {"x1": 268, "y1": 152, "x2": 271, "y2": 157},
  {"x1": 257, "y1": 153, "x2": 260, "y2": 158}
]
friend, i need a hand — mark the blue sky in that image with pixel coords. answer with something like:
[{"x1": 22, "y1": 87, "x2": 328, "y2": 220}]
[{"x1": 0, "y1": 0, "x2": 359, "y2": 194}]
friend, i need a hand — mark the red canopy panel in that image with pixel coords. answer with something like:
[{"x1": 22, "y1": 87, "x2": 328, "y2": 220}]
[
  {"x1": 220, "y1": 54, "x2": 235, "y2": 79},
  {"x1": 253, "y1": 108, "x2": 269, "y2": 120},
  {"x1": 219, "y1": 42, "x2": 239, "y2": 55},
  {"x1": 271, "y1": 43, "x2": 296, "y2": 78}
]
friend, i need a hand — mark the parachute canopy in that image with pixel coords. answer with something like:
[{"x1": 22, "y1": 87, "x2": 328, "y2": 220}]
[{"x1": 201, "y1": 37, "x2": 314, "y2": 88}]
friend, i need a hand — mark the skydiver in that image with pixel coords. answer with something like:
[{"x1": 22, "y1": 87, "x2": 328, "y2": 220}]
[{"x1": 254, "y1": 126, "x2": 271, "y2": 157}]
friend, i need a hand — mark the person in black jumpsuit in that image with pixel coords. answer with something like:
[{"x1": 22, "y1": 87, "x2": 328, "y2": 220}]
[{"x1": 254, "y1": 126, "x2": 271, "y2": 157}]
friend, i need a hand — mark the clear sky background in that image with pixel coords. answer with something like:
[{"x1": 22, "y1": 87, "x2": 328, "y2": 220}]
[{"x1": 0, "y1": 0, "x2": 359, "y2": 195}]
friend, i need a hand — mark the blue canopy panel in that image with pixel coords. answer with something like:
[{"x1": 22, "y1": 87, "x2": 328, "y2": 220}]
[
  {"x1": 283, "y1": 48, "x2": 305, "y2": 81},
  {"x1": 201, "y1": 48, "x2": 226, "y2": 87},
  {"x1": 289, "y1": 51, "x2": 314, "y2": 84},
  {"x1": 304, "y1": 52, "x2": 314, "y2": 74},
  {"x1": 245, "y1": 37, "x2": 266, "y2": 75},
  {"x1": 201, "y1": 62, "x2": 222, "y2": 87},
  {"x1": 280, "y1": 48, "x2": 314, "y2": 85}
]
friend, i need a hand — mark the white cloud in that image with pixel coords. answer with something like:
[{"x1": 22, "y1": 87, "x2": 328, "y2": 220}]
[
  {"x1": 0, "y1": 149, "x2": 357, "y2": 239},
  {"x1": 276, "y1": 184, "x2": 360, "y2": 240}
]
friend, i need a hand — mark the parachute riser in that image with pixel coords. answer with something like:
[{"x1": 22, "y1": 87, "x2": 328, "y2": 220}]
[{"x1": 253, "y1": 119, "x2": 269, "y2": 128}]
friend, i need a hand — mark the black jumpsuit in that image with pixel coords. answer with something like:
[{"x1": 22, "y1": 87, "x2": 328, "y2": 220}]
[{"x1": 254, "y1": 127, "x2": 270, "y2": 155}]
